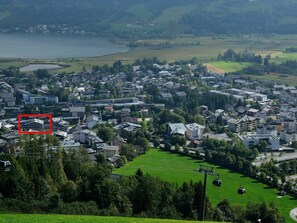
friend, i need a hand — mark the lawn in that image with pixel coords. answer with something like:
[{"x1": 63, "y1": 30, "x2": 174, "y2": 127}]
[
  {"x1": 0, "y1": 213, "x2": 220, "y2": 223},
  {"x1": 114, "y1": 149, "x2": 297, "y2": 223}
]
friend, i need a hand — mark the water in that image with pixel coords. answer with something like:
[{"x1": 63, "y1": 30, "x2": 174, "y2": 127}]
[
  {"x1": 20, "y1": 64, "x2": 63, "y2": 72},
  {"x1": 0, "y1": 33, "x2": 129, "y2": 59}
]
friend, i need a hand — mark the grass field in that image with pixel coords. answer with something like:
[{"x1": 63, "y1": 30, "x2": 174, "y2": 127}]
[
  {"x1": 0, "y1": 213, "x2": 220, "y2": 223},
  {"x1": 113, "y1": 149, "x2": 297, "y2": 223}
]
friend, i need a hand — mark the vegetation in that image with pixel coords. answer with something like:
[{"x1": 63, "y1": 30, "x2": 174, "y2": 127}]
[
  {"x1": 285, "y1": 47, "x2": 297, "y2": 53},
  {"x1": 0, "y1": 213, "x2": 220, "y2": 223},
  {"x1": 0, "y1": 134, "x2": 288, "y2": 222},
  {"x1": 241, "y1": 60, "x2": 297, "y2": 76},
  {"x1": 218, "y1": 49, "x2": 263, "y2": 64},
  {"x1": 0, "y1": 135, "x2": 226, "y2": 221},
  {"x1": 114, "y1": 149, "x2": 295, "y2": 222}
]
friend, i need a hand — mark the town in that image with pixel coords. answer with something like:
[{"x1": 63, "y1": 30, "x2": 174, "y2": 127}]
[{"x1": 0, "y1": 58, "x2": 297, "y2": 197}]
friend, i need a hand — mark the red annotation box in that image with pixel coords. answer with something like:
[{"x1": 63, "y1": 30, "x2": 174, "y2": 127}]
[{"x1": 18, "y1": 114, "x2": 53, "y2": 135}]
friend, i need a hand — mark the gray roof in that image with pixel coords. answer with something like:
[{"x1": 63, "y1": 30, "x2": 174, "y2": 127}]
[{"x1": 168, "y1": 123, "x2": 186, "y2": 135}]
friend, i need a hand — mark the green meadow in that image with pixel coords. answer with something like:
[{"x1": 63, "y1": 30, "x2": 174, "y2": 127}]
[
  {"x1": 0, "y1": 213, "x2": 220, "y2": 223},
  {"x1": 114, "y1": 149, "x2": 297, "y2": 223}
]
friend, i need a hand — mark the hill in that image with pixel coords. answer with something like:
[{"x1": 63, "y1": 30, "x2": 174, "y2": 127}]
[
  {"x1": 113, "y1": 149, "x2": 297, "y2": 223},
  {"x1": 0, "y1": 213, "x2": 220, "y2": 223},
  {"x1": 1, "y1": 0, "x2": 297, "y2": 37}
]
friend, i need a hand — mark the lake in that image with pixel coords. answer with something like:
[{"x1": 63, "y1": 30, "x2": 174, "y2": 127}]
[
  {"x1": 19, "y1": 64, "x2": 64, "y2": 72},
  {"x1": 0, "y1": 33, "x2": 129, "y2": 59}
]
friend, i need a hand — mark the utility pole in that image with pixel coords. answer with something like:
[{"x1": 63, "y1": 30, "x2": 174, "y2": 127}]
[{"x1": 195, "y1": 164, "x2": 219, "y2": 221}]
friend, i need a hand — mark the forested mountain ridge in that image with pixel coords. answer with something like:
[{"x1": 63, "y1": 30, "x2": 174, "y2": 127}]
[{"x1": 1, "y1": 0, "x2": 297, "y2": 36}]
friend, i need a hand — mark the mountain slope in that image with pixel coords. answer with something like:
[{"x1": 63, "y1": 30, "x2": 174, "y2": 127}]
[{"x1": 0, "y1": 0, "x2": 297, "y2": 36}]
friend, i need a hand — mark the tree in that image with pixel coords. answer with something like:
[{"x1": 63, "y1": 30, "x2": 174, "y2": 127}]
[
  {"x1": 120, "y1": 144, "x2": 136, "y2": 161},
  {"x1": 95, "y1": 153, "x2": 107, "y2": 166},
  {"x1": 60, "y1": 180, "x2": 78, "y2": 202},
  {"x1": 164, "y1": 142, "x2": 171, "y2": 151},
  {"x1": 136, "y1": 137, "x2": 150, "y2": 152},
  {"x1": 264, "y1": 56, "x2": 270, "y2": 66},
  {"x1": 116, "y1": 156, "x2": 127, "y2": 167},
  {"x1": 97, "y1": 126, "x2": 114, "y2": 143},
  {"x1": 258, "y1": 140, "x2": 268, "y2": 152},
  {"x1": 175, "y1": 144, "x2": 180, "y2": 153},
  {"x1": 34, "y1": 69, "x2": 50, "y2": 79},
  {"x1": 183, "y1": 147, "x2": 189, "y2": 154}
]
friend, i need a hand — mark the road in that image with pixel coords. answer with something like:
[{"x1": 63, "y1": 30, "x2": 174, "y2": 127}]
[{"x1": 253, "y1": 151, "x2": 297, "y2": 167}]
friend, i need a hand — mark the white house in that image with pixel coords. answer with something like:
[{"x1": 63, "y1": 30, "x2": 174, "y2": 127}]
[
  {"x1": 185, "y1": 123, "x2": 205, "y2": 140},
  {"x1": 73, "y1": 129, "x2": 96, "y2": 144},
  {"x1": 239, "y1": 134, "x2": 280, "y2": 151}
]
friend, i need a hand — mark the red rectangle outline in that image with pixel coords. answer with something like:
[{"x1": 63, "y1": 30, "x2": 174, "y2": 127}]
[{"x1": 18, "y1": 114, "x2": 53, "y2": 135}]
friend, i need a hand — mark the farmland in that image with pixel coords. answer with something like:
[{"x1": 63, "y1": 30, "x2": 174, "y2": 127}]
[{"x1": 114, "y1": 149, "x2": 297, "y2": 223}]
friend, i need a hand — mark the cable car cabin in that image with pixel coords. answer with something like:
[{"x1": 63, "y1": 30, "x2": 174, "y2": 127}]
[
  {"x1": 213, "y1": 179, "x2": 222, "y2": 187},
  {"x1": 237, "y1": 187, "x2": 246, "y2": 195},
  {"x1": 0, "y1": 160, "x2": 11, "y2": 171},
  {"x1": 278, "y1": 190, "x2": 286, "y2": 196}
]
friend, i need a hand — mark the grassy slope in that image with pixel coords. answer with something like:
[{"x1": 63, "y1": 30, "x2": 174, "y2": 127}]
[
  {"x1": 114, "y1": 149, "x2": 297, "y2": 223},
  {"x1": 0, "y1": 214, "x2": 219, "y2": 223}
]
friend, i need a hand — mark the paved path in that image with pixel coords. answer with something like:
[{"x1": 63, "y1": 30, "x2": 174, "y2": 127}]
[{"x1": 290, "y1": 207, "x2": 297, "y2": 222}]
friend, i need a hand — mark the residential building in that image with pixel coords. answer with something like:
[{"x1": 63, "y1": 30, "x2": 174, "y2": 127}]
[
  {"x1": 101, "y1": 145, "x2": 120, "y2": 158},
  {"x1": 168, "y1": 123, "x2": 187, "y2": 136},
  {"x1": 227, "y1": 115, "x2": 258, "y2": 133},
  {"x1": 256, "y1": 125, "x2": 278, "y2": 137},
  {"x1": 86, "y1": 115, "x2": 100, "y2": 129},
  {"x1": 22, "y1": 119, "x2": 44, "y2": 131},
  {"x1": 239, "y1": 134, "x2": 280, "y2": 151},
  {"x1": 73, "y1": 129, "x2": 96, "y2": 144},
  {"x1": 69, "y1": 106, "x2": 85, "y2": 118},
  {"x1": 185, "y1": 123, "x2": 205, "y2": 140}
]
